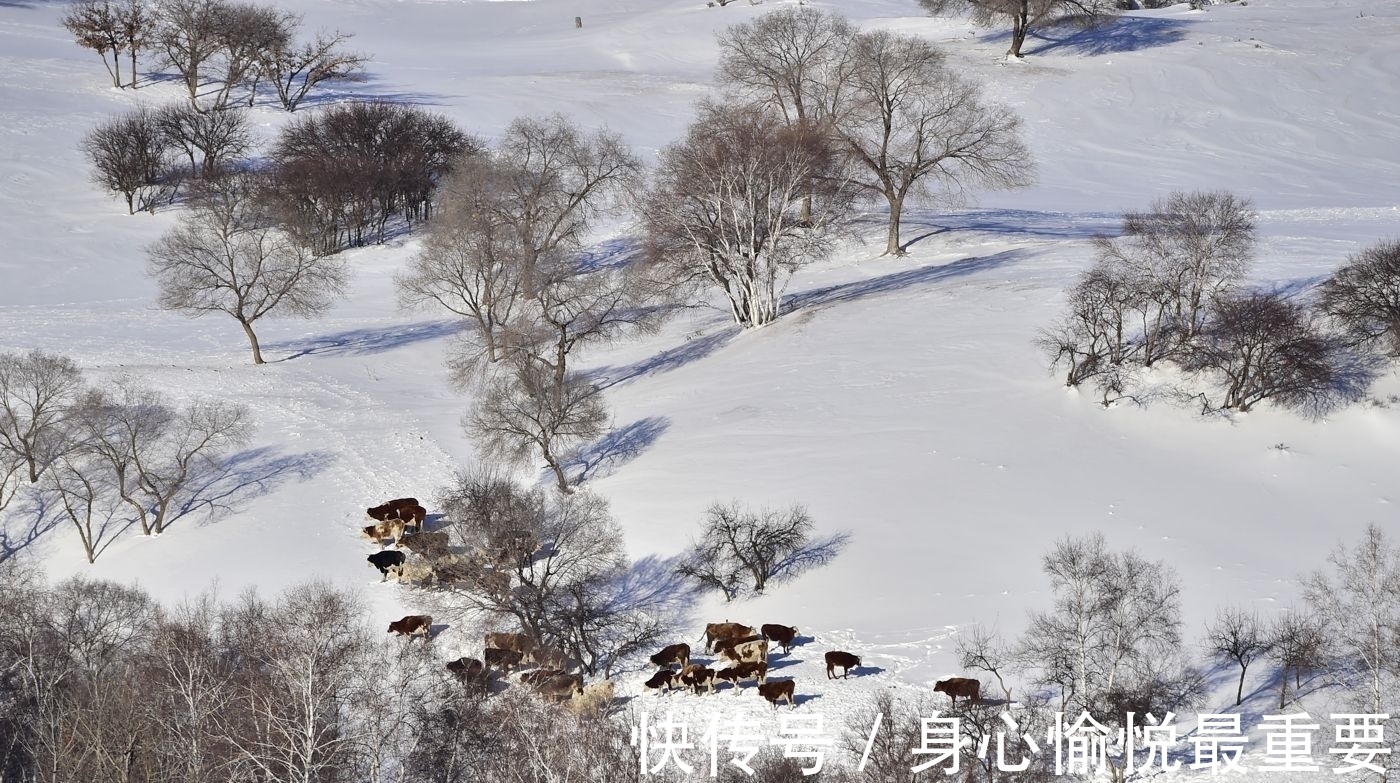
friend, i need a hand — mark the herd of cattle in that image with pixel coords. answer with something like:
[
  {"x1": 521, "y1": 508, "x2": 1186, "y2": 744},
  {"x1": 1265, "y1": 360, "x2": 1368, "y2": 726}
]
[{"x1": 361, "y1": 497, "x2": 985, "y2": 716}]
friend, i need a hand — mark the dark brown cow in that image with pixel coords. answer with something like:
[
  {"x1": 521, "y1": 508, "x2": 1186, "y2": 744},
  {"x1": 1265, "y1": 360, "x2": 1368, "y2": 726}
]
[
  {"x1": 702, "y1": 622, "x2": 755, "y2": 653},
  {"x1": 484, "y1": 647, "x2": 524, "y2": 674},
  {"x1": 649, "y1": 643, "x2": 690, "y2": 669},
  {"x1": 761, "y1": 624, "x2": 799, "y2": 654},
  {"x1": 387, "y1": 615, "x2": 432, "y2": 640},
  {"x1": 933, "y1": 677, "x2": 980, "y2": 705},
  {"x1": 680, "y1": 664, "x2": 716, "y2": 695},
  {"x1": 824, "y1": 651, "x2": 861, "y2": 679},
  {"x1": 396, "y1": 504, "x2": 427, "y2": 532},
  {"x1": 367, "y1": 497, "x2": 419, "y2": 521},
  {"x1": 534, "y1": 673, "x2": 584, "y2": 702},
  {"x1": 529, "y1": 645, "x2": 571, "y2": 670},
  {"x1": 446, "y1": 656, "x2": 486, "y2": 684},
  {"x1": 757, "y1": 679, "x2": 796, "y2": 710},
  {"x1": 715, "y1": 661, "x2": 768, "y2": 692},
  {"x1": 644, "y1": 669, "x2": 678, "y2": 693}
]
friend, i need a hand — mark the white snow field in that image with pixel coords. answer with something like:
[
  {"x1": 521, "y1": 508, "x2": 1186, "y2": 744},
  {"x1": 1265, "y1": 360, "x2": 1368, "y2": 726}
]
[{"x1": 2, "y1": 0, "x2": 1398, "y2": 776}]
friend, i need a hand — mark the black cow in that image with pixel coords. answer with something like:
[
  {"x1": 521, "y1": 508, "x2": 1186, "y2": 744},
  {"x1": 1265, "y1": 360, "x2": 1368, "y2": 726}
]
[{"x1": 367, "y1": 550, "x2": 406, "y2": 581}]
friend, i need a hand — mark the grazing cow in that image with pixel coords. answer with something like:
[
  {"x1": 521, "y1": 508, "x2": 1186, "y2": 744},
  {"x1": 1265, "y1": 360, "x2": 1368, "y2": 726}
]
[
  {"x1": 367, "y1": 550, "x2": 407, "y2": 580},
  {"x1": 398, "y1": 529, "x2": 450, "y2": 556},
  {"x1": 715, "y1": 635, "x2": 769, "y2": 665},
  {"x1": 761, "y1": 624, "x2": 800, "y2": 654},
  {"x1": 757, "y1": 679, "x2": 796, "y2": 710},
  {"x1": 649, "y1": 643, "x2": 690, "y2": 670},
  {"x1": 568, "y1": 680, "x2": 615, "y2": 716},
  {"x1": 484, "y1": 647, "x2": 524, "y2": 674},
  {"x1": 397, "y1": 504, "x2": 427, "y2": 532},
  {"x1": 387, "y1": 615, "x2": 432, "y2": 640},
  {"x1": 534, "y1": 673, "x2": 584, "y2": 702},
  {"x1": 680, "y1": 664, "x2": 717, "y2": 695},
  {"x1": 715, "y1": 661, "x2": 768, "y2": 692},
  {"x1": 485, "y1": 632, "x2": 535, "y2": 657},
  {"x1": 520, "y1": 668, "x2": 567, "y2": 686},
  {"x1": 643, "y1": 669, "x2": 678, "y2": 693},
  {"x1": 825, "y1": 651, "x2": 861, "y2": 679},
  {"x1": 933, "y1": 677, "x2": 981, "y2": 706},
  {"x1": 702, "y1": 622, "x2": 755, "y2": 653},
  {"x1": 446, "y1": 656, "x2": 486, "y2": 684},
  {"x1": 528, "y1": 645, "x2": 571, "y2": 670},
  {"x1": 362, "y1": 519, "x2": 407, "y2": 548}
]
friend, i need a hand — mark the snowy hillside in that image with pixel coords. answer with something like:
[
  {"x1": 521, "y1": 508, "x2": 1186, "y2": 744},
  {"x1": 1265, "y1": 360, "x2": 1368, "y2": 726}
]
[{"x1": 1, "y1": 0, "x2": 1398, "y2": 776}]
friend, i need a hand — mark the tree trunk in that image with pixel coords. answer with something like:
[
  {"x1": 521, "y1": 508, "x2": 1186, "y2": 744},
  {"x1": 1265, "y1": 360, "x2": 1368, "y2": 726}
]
[
  {"x1": 543, "y1": 448, "x2": 573, "y2": 494},
  {"x1": 1236, "y1": 664, "x2": 1247, "y2": 706},
  {"x1": 26, "y1": 456, "x2": 38, "y2": 484},
  {"x1": 885, "y1": 194, "x2": 905, "y2": 256},
  {"x1": 240, "y1": 319, "x2": 265, "y2": 365},
  {"x1": 129, "y1": 49, "x2": 138, "y2": 89},
  {"x1": 1010, "y1": 6, "x2": 1030, "y2": 57}
]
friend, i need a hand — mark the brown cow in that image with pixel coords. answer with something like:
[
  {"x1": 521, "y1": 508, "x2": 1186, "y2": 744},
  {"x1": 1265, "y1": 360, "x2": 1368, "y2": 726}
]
[
  {"x1": 396, "y1": 504, "x2": 427, "y2": 532},
  {"x1": 534, "y1": 673, "x2": 584, "y2": 702},
  {"x1": 757, "y1": 679, "x2": 796, "y2": 710},
  {"x1": 520, "y1": 668, "x2": 567, "y2": 686},
  {"x1": 484, "y1": 647, "x2": 524, "y2": 674},
  {"x1": 387, "y1": 615, "x2": 432, "y2": 640},
  {"x1": 362, "y1": 519, "x2": 407, "y2": 548},
  {"x1": 446, "y1": 656, "x2": 486, "y2": 684},
  {"x1": 681, "y1": 665, "x2": 717, "y2": 695},
  {"x1": 644, "y1": 669, "x2": 678, "y2": 693},
  {"x1": 702, "y1": 622, "x2": 755, "y2": 653},
  {"x1": 485, "y1": 632, "x2": 535, "y2": 656},
  {"x1": 715, "y1": 635, "x2": 768, "y2": 665},
  {"x1": 933, "y1": 677, "x2": 981, "y2": 706},
  {"x1": 761, "y1": 624, "x2": 799, "y2": 654},
  {"x1": 824, "y1": 651, "x2": 861, "y2": 679},
  {"x1": 528, "y1": 645, "x2": 571, "y2": 670},
  {"x1": 715, "y1": 661, "x2": 768, "y2": 692},
  {"x1": 649, "y1": 643, "x2": 690, "y2": 669},
  {"x1": 367, "y1": 497, "x2": 419, "y2": 521}
]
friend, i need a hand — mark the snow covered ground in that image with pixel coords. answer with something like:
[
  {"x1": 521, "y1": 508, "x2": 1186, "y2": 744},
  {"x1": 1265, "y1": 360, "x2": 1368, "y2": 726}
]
[{"x1": 2, "y1": 0, "x2": 1398, "y2": 777}]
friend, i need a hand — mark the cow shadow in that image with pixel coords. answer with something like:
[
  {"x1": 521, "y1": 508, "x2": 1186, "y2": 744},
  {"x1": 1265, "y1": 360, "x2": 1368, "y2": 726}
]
[
  {"x1": 765, "y1": 658, "x2": 802, "y2": 672},
  {"x1": 565, "y1": 416, "x2": 670, "y2": 484},
  {"x1": 793, "y1": 693, "x2": 821, "y2": 708},
  {"x1": 785, "y1": 250, "x2": 1026, "y2": 313},
  {"x1": 983, "y1": 15, "x2": 1193, "y2": 56},
  {"x1": 266, "y1": 319, "x2": 464, "y2": 361},
  {"x1": 848, "y1": 665, "x2": 886, "y2": 678},
  {"x1": 171, "y1": 447, "x2": 336, "y2": 529},
  {"x1": 593, "y1": 326, "x2": 739, "y2": 390}
]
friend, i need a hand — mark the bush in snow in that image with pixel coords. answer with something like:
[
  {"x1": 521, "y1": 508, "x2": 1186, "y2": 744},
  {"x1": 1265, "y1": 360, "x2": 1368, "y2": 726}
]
[
  {"x1": 676, "y1": 501, "x2": 848, "y2": 600},
  {"x1": 1319, "y1": 238, "x2": 1400, "y2": 358},
  {"x1": 82, "y1": 107, "x2": 181, "y2": 214}
]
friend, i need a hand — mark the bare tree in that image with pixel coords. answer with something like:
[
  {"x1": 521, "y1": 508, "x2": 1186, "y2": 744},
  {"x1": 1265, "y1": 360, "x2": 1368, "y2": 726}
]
[
  {"x1": 643, "y1": 101, "x2": 851, "y2": 326},
  {"x1": 155, "y1": 0, "x2": 225, "y2": 106},
  {"x1": 0, "y1": 448, "x2": 23, "y2": 515},
  {"x1": 155, "y1": 102, "x2": 252, "y2": 178},
  {"x1": 207, "y1": 3, "x2": 294, "y2": 111},
  {"x1": 116, "y1": 0, "x2": 153, "y2": 88},
  {"x1": 715, "y1": 7, "x2": 856, "y2": 127},
  {"x1": 1320, "y1": 239, "x2": 1400, "y2": 357},
  {"x1": 146, "y1": 175, "x2": 348, "y2": 364},
  {"x1": 677, "y1": 502, "x2": 846, "y2": 599},
  {"x1": 0, "y1": 350, "x2": 85, "y2": 484},
  {"x1": 259, "y1": 28, "x2": 367, "y2": 112},
  {"x1": 918, "y1": 0, "x2": 1118, "y2": 58},
  {"x1": 43, "y1": 455, "x2": 122, "y2": 563},
  {"x1": 466, "y1": 360, "x2": 608, "y2": 494},
  {"x1": 63, "y1": 0, "x2": 125, "y2": 88},
  {"x1": 1203, "y1": 606, "x2": 1270, "y2": 706},
  {"x1": 1303, "y1": 524, "x2": 1400, "y2": 716},
  {"x1": 82, "y1": 107, "x2": 180, "y2": 214},
  {"x1": 1266, "y1": 610, "x2": 1326, "y2": 709},
  {"x1": 957, "y1": 624, "x2": 1016, "y2": 704},
  {"x1": 396, "y1": 161, "x2": 528, "y2": 366},
  {"x1": 1187, "y1": 291, "x2": 1357, "y2": 414},
  {"x1": 1038, "y1": 260, "x2": 1143, "y2": 390},
  {"x1": 836, "y1": 30, "x2": 1032, "y2": 255}
]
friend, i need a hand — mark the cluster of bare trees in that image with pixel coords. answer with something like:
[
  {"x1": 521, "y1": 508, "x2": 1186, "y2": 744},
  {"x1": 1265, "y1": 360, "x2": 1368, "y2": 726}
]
[
  {"x1": 0, "y1": 350, "x2": 251, "y2": 563},
  {"x1": 917, "y1": 0, "x2": 1120, "y2": 59},
  {"x1": 397, "y1": 115, "x2": 647, "y2": 492},
  {"x1": 423, "y1": 469, "x2": 682, "y2": 678},
  {"x1": 62, "y1": 0, "x2": 366, "y2": 110},
  {"x1": 0, "y1": 570, "x2": 647, "y2": 783},
  {"x1": 1042, "y1": 190, "x2": 1377, "y2": 414},
  {"x1": 676, "y1": 502, "x2": 848, "y2": 601},
  {"x1": 641, "y1": 8, "x2": 1031, "y2": 329}
]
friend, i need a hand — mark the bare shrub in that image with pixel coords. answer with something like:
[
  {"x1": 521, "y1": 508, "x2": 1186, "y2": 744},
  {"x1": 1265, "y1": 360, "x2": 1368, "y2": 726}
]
[
  {"x1": 146, "y1": 173, "x2": 348, "y2": 364},
  {"x1": 677, "y1": 502, "x2": 847, "y2": 600},
  {"x1": 259, "y1": 29, "x2": 367, "y2": 111},
  {"x1": 155, "y1": 0, "x2": 225, "y2": 105},
  {"x1": 643, "y1": 101, "x2": 851, "y2": 326},
  {"x1": 206, "y1": 3, "x2": 293, "y2": 111},
  {"x1": 1266, "y1": 609, "x2": 1327, "y2": 708},
  {"x1": 1320, "y1": 239, "x2": 1400, "y2": 357},
  {"x1": 155, "y1": 102, "x2": 252, "y2": 178},
  {"x1": 0, "y1": 350, "x2": 86, "y2": 484},
  {"x1": 1203, "y1": 606, "x2": 1271, "y2": 706},
  {"x1": 82, "y1": 107, "x2": 180, "y2": 214}
]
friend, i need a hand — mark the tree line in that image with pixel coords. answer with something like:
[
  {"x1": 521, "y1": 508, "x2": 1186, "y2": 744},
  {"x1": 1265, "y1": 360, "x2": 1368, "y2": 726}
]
[{"x1": 1041, "y1": 190, "x2": 1398, "y2": 415}]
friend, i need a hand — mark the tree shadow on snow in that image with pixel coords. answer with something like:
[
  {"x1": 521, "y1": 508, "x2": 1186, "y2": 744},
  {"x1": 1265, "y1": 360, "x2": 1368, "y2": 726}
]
[
  {"x1": 266, "y1": 319, "x2": 464, "y2": 361},
  {"x1": 892, "y1": 208, "x2": 1124, "y2": 250},
  {"x1": 984, "y1": 15, "x2": 1193, "y2": 57},
  {"x1": 0, "y1": 492, "x2": 64, "y2": 563},
  {"x1": 565, "y1": 416, "x2": 671, "y2": 485},
  {"x1": 784, "y1": 250, "x2": 1027, "y2": 312},
  {"x1": 169, "y1": 446, "x2": 337, "y2": 529},
  {"x1": 592, "y1": 326, "x2": 740, "y2": 390}
]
